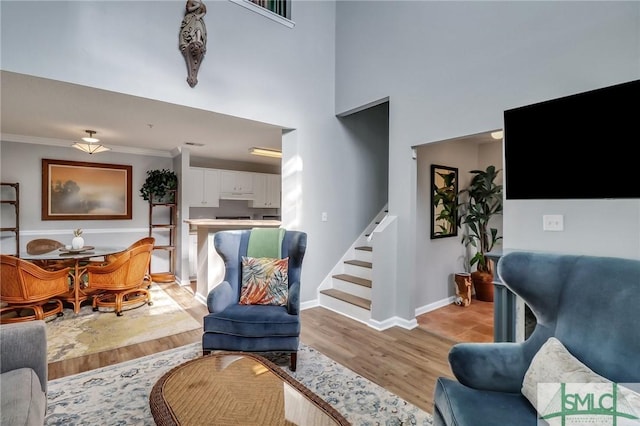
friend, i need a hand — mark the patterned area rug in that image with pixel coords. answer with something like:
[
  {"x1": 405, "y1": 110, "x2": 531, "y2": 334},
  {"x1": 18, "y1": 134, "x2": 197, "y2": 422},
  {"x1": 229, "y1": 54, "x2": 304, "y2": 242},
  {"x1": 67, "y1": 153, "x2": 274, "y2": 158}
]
[
  {"x1": 46, "y1": 284, "x2": 202, "y2": 363},
  {"x1": 45, "y1": 342, "x2": 433, "y2": 425}
]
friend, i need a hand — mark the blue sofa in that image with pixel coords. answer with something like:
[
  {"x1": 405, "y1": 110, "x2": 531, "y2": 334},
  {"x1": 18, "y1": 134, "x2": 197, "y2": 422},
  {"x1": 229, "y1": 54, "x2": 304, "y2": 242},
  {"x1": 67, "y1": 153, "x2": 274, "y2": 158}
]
[{"x1": 433, "y1": 251, "x2": 640, "y2": 425}]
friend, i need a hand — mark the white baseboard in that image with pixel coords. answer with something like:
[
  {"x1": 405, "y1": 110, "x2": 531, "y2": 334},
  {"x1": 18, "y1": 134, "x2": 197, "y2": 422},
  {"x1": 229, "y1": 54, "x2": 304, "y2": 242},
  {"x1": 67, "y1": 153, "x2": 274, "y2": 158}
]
[
  {"x1": 300, "y1": 299, "x2": 320, "y2": 310},
  {"x1": 194, "y1": 292, "x2": 208, "y2": 307},
  {"x1": 367, "y1": 316, "x2": 418, "y2": 331},
  {"x1": 414, "y1": 296, "x2": 457, "y2": 317},
  {"x1": 304, "y1": 298, "x2": 419, "y2": 331}
]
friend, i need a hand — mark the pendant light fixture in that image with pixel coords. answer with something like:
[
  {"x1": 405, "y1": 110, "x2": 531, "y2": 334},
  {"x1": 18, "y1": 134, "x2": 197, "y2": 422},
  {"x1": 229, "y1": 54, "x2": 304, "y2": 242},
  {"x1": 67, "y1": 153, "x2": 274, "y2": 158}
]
[{"x1": 72, "y1": 130, "x2": 111, "y2": 154}]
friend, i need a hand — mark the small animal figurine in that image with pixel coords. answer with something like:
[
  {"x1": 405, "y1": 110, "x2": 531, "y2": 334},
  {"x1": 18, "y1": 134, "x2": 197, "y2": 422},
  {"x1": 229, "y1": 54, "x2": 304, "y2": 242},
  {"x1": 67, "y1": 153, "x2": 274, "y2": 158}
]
[{"x1": 454, "y1": 273, "x2": 472, "y2": 307}]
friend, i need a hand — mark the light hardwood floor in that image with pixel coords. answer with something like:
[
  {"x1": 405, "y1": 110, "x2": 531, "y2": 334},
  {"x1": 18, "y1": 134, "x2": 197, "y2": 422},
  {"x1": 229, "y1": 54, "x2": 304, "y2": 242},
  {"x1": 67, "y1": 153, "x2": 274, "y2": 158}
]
[
  {"x1": 416, "y1": 297, "x2": 494, "y2": 343},
  {"x1": 47, "y1": 282, "x2": 495, "y2": 414}
]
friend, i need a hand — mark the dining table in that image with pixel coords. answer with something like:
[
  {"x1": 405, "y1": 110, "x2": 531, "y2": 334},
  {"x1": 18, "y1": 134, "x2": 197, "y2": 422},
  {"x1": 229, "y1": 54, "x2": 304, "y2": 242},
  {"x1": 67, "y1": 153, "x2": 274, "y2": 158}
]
[{"x1": 20, "y1": 246, "x2": 127, "y2": 313}]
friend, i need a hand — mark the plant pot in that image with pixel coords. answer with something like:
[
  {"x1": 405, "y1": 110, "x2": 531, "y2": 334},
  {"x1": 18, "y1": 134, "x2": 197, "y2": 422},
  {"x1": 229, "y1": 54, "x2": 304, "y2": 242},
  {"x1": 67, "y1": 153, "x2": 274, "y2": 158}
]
[{"x1": 471, "y1": 270, "x2": 494, "y2": 302}]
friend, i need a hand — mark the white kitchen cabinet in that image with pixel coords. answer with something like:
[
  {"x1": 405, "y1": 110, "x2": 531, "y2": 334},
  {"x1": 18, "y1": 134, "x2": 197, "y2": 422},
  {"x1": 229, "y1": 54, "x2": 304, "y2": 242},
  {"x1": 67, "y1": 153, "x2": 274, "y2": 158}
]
[
  {"x1": 219, "y1": 170, "x2": 254, "y2": 199},
  {"x1": 185, "y1": 167, "x2": 220, "y2": 207},
  {"x1": 250, "y1": 173, "x2": 281, "y2": 208}
]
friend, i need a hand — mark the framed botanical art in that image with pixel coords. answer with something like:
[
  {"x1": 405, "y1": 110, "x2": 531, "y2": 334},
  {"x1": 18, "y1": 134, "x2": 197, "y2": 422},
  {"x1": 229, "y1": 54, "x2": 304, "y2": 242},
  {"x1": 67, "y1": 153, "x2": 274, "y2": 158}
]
[
  {"x1": 431, "y1": 164, "x2": 458, "y2": 239},
  {"x1": 42, "y1": 158, "x2": 132, "y2": 220}
]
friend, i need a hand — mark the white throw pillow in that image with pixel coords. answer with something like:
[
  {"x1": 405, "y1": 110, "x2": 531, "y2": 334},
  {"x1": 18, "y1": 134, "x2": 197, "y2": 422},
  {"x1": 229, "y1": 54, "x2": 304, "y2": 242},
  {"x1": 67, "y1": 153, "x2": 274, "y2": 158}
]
[{"x1": 522, "y1": 337, "x2": 640, "y2": 420}]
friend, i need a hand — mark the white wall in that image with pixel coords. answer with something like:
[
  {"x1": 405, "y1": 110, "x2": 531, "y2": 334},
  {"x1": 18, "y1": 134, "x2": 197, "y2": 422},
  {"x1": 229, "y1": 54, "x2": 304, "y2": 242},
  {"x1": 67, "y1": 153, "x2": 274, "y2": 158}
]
[
  {"x1": 335, "y1": 1, "x2": 640, "y2": 318},
  {"x1": 0, "y1": 1, "x2": 389, "y2": 303}
]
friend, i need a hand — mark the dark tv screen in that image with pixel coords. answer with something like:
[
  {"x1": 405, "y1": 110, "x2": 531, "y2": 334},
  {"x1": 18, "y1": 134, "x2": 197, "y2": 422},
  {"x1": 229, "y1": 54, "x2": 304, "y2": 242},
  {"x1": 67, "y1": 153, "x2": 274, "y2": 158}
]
[{"x1": 503, "y1": 79, "x2": 640, "y2": 199}]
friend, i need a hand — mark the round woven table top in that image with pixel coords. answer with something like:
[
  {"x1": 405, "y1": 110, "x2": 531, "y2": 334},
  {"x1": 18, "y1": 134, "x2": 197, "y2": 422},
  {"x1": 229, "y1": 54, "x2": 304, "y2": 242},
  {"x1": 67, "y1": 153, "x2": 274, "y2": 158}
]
[{"x1": 149, "y1": 351, "x2": 350, "y2": 426}]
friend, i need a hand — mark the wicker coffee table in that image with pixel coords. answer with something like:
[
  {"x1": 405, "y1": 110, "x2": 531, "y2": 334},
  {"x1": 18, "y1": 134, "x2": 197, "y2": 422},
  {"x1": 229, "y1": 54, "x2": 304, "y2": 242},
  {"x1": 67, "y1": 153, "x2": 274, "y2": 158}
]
[{"x1": 149, "y1": 352, "x2": 350, "y2": 425}]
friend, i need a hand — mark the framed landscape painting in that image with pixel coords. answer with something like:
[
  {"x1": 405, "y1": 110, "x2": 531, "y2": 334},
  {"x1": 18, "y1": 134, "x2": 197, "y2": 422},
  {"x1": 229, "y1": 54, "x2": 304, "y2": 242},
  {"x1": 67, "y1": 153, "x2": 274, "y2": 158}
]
[{"x1": 42, "y1": 159, "x2": 132, "y2": 220}]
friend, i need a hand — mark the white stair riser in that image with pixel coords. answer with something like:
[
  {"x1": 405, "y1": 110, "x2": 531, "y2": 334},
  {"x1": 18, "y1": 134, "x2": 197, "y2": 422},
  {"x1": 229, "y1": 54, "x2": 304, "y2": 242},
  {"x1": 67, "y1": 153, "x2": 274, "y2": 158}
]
[
  {"x1": 319, "y1": 293, "x2": 371, "y2": 323},
  {"x1": 332, "y1": 278, "x2": 371, "y2": 299},
  {"x1": 317, "y1": 206, "x2": 386, "y2": 328},
  {"x1": 353, "y1": 249, "x2": 372, "y2": 263},
  {"x1": 344, "y1": 263, "x2": 372, "y2": 280}
]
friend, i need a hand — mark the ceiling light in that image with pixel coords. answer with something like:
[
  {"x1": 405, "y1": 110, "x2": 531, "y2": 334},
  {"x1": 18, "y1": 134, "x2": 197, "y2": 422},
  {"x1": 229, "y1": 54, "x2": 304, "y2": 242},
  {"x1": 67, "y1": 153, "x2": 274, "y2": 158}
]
[
  {"x1": 491, "y1": 130, "x2": 504, "y2": 140},
  {"x1": 82, "y1": 130, "x2": 100, "y2": 143},
  {"x1": 72, "y1": 130, "x2": 111, "y2": 154},
  {"x1": 249, "y1": 147, "x2": 282, "y2": 158}
]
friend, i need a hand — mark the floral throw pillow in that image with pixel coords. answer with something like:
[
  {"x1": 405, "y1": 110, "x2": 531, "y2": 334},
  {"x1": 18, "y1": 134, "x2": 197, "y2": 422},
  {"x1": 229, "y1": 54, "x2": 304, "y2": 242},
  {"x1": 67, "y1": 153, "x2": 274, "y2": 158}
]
[{"x1": 240, "y1": 256, "x2": 289, "y2": 306}]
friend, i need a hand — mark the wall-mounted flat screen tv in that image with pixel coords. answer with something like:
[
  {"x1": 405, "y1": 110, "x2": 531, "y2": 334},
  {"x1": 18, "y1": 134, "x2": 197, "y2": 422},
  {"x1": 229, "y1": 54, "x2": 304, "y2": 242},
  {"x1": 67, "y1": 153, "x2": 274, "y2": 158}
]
[{"x1": 503, "y1": 79, "x2": 640, "y2": 200}]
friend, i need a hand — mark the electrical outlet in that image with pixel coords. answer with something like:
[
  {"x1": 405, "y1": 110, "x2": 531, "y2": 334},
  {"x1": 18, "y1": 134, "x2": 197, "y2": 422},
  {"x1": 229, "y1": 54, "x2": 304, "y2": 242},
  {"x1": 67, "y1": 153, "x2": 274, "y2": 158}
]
[
  {"x1": 543, "y1": 214, "x2": 564, "y2": 231},
  {"x1": 321, "y1": 212, "x2": 328, "y2": 222}
]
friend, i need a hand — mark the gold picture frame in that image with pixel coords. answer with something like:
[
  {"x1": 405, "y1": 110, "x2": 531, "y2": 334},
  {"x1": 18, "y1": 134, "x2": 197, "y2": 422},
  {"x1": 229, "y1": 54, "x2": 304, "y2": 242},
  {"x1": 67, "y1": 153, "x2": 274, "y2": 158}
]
[{"x1": 42, "y1": 158, "x2": 132, "y2": 221}]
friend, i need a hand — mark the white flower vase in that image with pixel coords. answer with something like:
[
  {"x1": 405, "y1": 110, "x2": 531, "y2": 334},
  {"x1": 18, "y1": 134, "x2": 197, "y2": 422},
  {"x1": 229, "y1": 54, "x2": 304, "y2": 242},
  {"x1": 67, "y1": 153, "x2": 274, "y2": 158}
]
[{"x1": 72, "y1": 236, "x2": 84, "y2": 250}]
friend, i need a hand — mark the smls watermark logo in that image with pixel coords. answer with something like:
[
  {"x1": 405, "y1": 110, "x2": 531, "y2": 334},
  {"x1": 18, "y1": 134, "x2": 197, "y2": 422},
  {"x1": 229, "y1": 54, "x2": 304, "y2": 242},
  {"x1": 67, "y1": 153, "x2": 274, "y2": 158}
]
[{"x1": 537, "y1": 382, "x2": 640, "y2": 425}]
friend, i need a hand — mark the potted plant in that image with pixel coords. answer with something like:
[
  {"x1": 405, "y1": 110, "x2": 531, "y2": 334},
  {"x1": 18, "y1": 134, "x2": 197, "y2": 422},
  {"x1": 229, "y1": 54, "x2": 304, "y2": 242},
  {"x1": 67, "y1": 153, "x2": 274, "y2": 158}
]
[
  {"x1": 140, "y1": 169, "x2": 178, "y2": 203},
  {"x1": 457, "y1": 165, "x2": 503, "y2": 302}
]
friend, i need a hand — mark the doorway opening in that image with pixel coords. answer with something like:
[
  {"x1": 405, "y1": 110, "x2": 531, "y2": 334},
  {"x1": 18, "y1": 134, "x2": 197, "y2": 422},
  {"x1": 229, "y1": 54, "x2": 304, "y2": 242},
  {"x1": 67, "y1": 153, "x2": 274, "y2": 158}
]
[{"x1": 414, "y1": 130, "x2": 502, "y2": 343}]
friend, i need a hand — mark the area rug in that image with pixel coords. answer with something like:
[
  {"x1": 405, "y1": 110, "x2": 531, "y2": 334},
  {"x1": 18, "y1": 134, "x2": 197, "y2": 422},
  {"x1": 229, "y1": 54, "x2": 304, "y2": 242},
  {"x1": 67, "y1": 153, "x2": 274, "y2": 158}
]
[
  {"x1": 46, "y1": 284, "x2": 202, "y2": 363},
  {"x1": 45, "y1": 342, "x2": 433, "y2": 425}
]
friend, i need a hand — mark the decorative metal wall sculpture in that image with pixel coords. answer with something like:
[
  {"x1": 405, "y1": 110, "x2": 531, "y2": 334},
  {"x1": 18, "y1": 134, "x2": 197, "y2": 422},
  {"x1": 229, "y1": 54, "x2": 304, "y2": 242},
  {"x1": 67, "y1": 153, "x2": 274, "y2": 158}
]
[{"x1": 179, "y1": 0, "x2": 207, "y2": 88}]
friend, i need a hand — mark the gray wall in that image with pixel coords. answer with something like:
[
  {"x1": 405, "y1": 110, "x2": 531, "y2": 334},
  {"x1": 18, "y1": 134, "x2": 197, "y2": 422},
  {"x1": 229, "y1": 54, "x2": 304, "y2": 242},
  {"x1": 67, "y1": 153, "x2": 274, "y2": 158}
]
[
  {"x1": 0, "y1": 140, "x2": 172, "y2": 269},
  {"x1": 335, "y1": 1, "x2": 640, "y2": 318},
  {"x1": 2, "y1": 1, "x2": 639, "y2": 319},
  {"x1": 416, "y1": 139, "x2": 503, "y2": 307},
  {"x1": 0, "y1": 1, "x2": 389, "y2": 303},
  {"x1": 336, "y1": 101, "x2": 390, "y2": 239}
]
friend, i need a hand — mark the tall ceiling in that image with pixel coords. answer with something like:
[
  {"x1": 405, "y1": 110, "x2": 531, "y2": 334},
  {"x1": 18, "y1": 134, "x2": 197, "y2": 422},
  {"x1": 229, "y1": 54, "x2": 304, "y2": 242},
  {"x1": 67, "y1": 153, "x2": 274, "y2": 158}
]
[
  {"x1": 0, "y1": 71, "x2": 283, "y2": 166},
  {"x1": 1, "y1": 71, "x2": 501, "y2": 167}
]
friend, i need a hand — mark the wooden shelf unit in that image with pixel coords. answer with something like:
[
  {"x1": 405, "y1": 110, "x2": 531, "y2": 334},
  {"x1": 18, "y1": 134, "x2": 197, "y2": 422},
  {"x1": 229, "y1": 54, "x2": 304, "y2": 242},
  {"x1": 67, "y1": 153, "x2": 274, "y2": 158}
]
[
  {"x1": 1, "y1": 182, "x2": 20, "y2": 256},
  {"x1": 148, "y1": 189, "x2": 177, "y2": 283}
]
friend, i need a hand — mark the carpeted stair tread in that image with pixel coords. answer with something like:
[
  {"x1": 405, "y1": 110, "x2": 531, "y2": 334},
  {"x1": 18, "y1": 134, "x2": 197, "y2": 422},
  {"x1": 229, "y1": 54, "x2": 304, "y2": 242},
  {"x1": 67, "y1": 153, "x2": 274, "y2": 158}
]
[
  {"x1": 355, "y1": 246, "x2": 372, "y2": 252},
  {"x1": 332, "y1": 273, "x2": 372, "y2": 288},
  {"x1": 320, "y1": 288, "x2": 371, "y2": 310}
]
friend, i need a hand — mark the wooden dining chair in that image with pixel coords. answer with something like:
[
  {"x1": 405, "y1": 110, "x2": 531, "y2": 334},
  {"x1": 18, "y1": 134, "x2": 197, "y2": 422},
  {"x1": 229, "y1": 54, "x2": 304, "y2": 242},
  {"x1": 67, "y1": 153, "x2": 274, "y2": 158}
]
[
  {"x1": 26, "y1": 238, "x2": 64, "y2": 255},
  {"x1": 26, "y1": 238, "x2": 74, "y2": 270},
  {"x1": 86, "y1": 243, "x2": 153, "y2": 316},
  {"x1": 102, "y1": 237, "x2": 155, "y2": 287},
  {"x1": 0, "y1": 255, "x2": 71, "y2": 323}
]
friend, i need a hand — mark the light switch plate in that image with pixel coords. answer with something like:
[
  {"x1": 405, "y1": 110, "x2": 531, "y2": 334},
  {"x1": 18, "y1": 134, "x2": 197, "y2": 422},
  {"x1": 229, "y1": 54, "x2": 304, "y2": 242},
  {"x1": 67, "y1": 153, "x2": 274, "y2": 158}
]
[{"x1": 543, "y1": 214, "x2": 564, "y2": 231}]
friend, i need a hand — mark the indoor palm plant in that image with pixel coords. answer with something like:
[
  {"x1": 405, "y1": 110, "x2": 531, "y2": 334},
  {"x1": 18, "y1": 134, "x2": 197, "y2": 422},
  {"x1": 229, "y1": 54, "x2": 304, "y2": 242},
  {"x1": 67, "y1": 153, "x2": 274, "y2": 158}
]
[
  {"x1": 140, "y1": 169, "x2": 178, "y2": 203},
  {"x1": 457, "y1": 165, "x2": 503, "y2": 301}
]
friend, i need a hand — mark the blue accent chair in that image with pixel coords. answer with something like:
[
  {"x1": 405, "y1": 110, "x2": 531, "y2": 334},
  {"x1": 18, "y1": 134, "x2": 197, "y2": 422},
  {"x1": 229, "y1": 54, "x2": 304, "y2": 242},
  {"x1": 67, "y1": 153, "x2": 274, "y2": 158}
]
[
  {"x1": 433, "y1": 251, "x2": 640, "y2": 425},
  {"x1": 202, "y1": 229, "x2": 307, "y2": 371}
]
